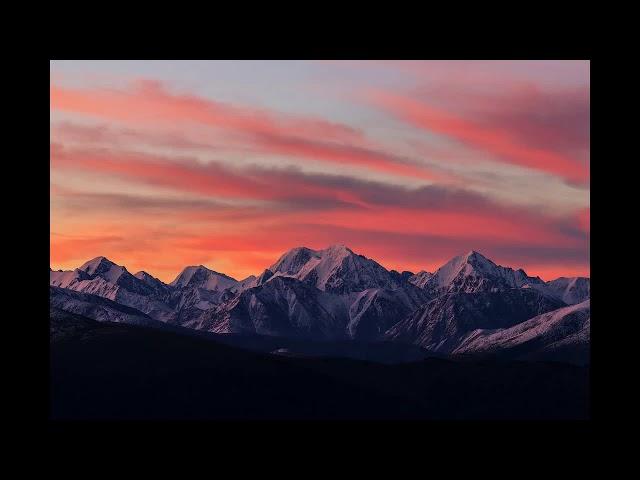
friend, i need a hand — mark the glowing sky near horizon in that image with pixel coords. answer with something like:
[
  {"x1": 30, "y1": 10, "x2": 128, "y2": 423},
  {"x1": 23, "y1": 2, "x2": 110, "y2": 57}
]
[{"x1": 50, "y1": 60, "x2": 590, "y2": 282}]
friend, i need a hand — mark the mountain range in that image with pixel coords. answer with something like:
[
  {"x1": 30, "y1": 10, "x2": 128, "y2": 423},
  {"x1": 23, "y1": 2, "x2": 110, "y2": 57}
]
[{"x1": 50, "y1": 245, "x2": 590, "y2": 364}]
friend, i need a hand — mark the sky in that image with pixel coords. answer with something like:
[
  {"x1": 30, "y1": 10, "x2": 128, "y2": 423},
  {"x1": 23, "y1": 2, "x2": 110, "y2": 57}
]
[{"x1": 50, "y1": 60, "x2": 590, "y2": 282}]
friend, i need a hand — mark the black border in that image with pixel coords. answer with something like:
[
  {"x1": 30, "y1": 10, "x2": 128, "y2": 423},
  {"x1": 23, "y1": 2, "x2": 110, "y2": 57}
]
[{"x1": 37, "y1": 26, "x2": 600, "y2": 454}]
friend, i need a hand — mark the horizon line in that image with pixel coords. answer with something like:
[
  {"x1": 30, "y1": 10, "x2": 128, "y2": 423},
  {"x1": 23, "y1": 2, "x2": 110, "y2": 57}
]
[{"x1": 49, "y1": 244, "x2": 589, "y2": 284}]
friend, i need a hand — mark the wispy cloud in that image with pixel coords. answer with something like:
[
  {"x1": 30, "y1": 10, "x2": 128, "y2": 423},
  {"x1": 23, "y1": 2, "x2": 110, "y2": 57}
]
[
  {"x1": 369, "y1": 90, "x2": 589, "y2": 185},
  {"x1": 51, "y1": 80, "x2": 442, "y2": 182},
  {"x1": 51, "y1": 141, "x2": 588, "y2": 280},
  {"x1": 50, "y1": 61, "x2": 590, "y2": 281}
]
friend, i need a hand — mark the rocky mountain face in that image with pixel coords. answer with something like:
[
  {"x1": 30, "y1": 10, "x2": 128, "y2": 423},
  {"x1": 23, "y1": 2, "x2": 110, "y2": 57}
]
[
  {"x1": 185, "y1": 275, "x2": 430, "y2": 342},
  {"x1": 420, "y1": 251, "x2": 545, "y2": 295},
  {"x1": 197, "y1": 276, "x2": 350, "y2": 338},
  {"x1": 408, "y1": 270, "x2": 433, "y2": 289},
  {"x1": 50, "y1": 258, "x2": 244, "y2": 324},
  {"x1": 50, "y1": 286, "x2": 159, "y2": 328},
  {"x1": 50, "y1": 246, "x2": 590, "y2": 363},
  {"x1": 453, "y1": 300, "x2": 590, "y2": 365},
  {"x1": 345, "y1": 285, "x2": 430, "y2": 341},
  {"x1": 385, "y1": 288, "x2": 565, "y2": 353},
  {"x1": 170, "y1": 265, "x2": 239, "y2": 291},
  {"x1": 50, "y1": 257, "x2": 176, "y2": 321},
  {"x1": 268, "y1": 245, "x2": 403, "y2": 293},
  {"x1": 530, "y1": 276, "x2": 590, "y2": 305}
]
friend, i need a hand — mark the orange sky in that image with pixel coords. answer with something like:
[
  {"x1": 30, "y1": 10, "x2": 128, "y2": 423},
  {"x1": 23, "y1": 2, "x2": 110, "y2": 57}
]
[{"x1": 50, "y1": 61, "x2": 589, "y2": 282}]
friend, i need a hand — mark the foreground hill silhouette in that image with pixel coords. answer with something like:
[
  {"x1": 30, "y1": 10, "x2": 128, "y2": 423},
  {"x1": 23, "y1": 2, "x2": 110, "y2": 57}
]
[{"x1": 50, "y1": 309, "x2": 589, "y2": 420}]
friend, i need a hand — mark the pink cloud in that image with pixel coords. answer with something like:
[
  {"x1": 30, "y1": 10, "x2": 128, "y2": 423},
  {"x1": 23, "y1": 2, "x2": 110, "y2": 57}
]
[
  {"x1": 51, "y1": 142, "x2": 588, "y2": 281},
  {"x1": 51, "y1": 80, "x2": 442, "y2": 182},
  {"x1": 369, "y1": 91, "x2": 589, "y2": 185}
]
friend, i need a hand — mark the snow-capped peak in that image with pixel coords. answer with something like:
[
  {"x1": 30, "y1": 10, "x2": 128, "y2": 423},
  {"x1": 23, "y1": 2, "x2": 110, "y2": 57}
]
[
  {"x1": 269, "y1": 247, "x2": 320, "y2": 275},
  {"x1": 269, "y1": 244, "x2": 358, "y2": 276},
  {"x1": 268, "y1": 244, "x2": 401, "y2": 293},
  {"x1": 464, "y1": 250, "x2": 498, "y2": 268},
  {"x1": 134, "y1": 270, "x2": 154, "y2": 280},
  {"x1": 78, "y1": 256, "x2": 128, "y2": 283},
  {"x1": 426, "y1": 251, "x2": 543, "y2": 294},
  {"x1": 528, "y1": 276, "x2": 590, "y2": 305},
  {"x1": 430, "y1": 251, "x2": 495, "y2": 287},
  {"x1": 170, "y1": 265, "x2": 239, "y2": 291},
  {"x1": 50, "y1": 267, "x2": 91, "y2": 288},
  {"x1": 79, "y1": 256, "x2": 117, "y2": 275}
]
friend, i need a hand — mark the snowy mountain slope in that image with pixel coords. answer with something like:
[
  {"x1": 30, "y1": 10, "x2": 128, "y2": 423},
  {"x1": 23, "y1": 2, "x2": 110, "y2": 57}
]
[
  {"x1": 269, "y1": 247, "x2": 319, "y2": 275},
  {"x1": 268, "y1": 244, "x2": 403, "y2": 294},
  {"x1": 408, "y1": 270, "x2": 433, "y2": 288},
  {"x1": 166, "y1": 286, "x2": 219, "y2": 315},
  {"x1": 159, "y1": 266, "x2": 243, "y2": 316},
  {"x1": 385, "y1": 288, "x2": 565, "y2": 353},
  {"x1": 53, "y1": 257, "x2": 159, "y2": 297},
  {"x1": 189, "y1": 273, "x2": 430, "y2": 341},
  {"x1": 452, "y1": 300, "x2": 590, "y2": 364},
  {"x1": 422, "y1": 250, "x2": 545, "y2": 295},
  {"x1": 346, "y1": 285, "x2": 430, "y2": 341},
  {"x1": 134, "y1": 270, "x2": 171, "y2": 293},
  {"x1": 454, "y1": 300, "x2": 590, "y2": 353},
  {"x1": 194, "y1": 276, "x2": 350, "y2": 338},
  {"x1": 170, "y1": 265, "x2": 239, "y2": 291},
  {"x1": 49, "y1": 259, "x2": 245, "y2": 322},
  {"x1": 528, "y1": 277, "x2": 590, "y2": 305},
  {"x1": 549, "y1": 277, "x2": 590, "y2": 304},
  {"x1": 255, "y1": 269, "x2": 275, "y2": 286},
  {"x1": 50, "y1": 268, "x2": 92, "y2": 288},
  {"x1": 49, "y1": 287, "x2": 245, "y2": 344},
  {"x1": 50, "y1": 246, "x2": 590, "y2": 362},
  {"x1": 79, "y1": 256, "x2": 128, "y2": 283},
  {"x1": 50, "y1": 257, "x2": 176, "y2": 321},
  {"x1": 50, "y1": 286, "x2": 160, "y2": 327}
]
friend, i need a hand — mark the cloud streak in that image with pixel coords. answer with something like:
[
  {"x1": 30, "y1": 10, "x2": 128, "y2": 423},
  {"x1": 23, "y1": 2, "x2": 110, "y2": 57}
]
[
  {"x1": 51, "y1": 80, "x2": 442, "y2": 182},
  {"x1": 370, "y1": 91, "x2": 589, "y2": 185},
  {"x1": 51, "y1": 141, "x2": 588, "y2": 280},
  {"x1": 50, "y1": 61, "x2": 589, "y2": 281}
]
